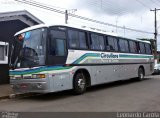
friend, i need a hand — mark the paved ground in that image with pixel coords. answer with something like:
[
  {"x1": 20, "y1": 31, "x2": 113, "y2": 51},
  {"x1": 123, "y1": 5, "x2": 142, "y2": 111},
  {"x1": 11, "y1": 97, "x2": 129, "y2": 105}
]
[
  {"x1": 0, "y1": 84, "x2": 13, "y2": 99},
  {"x1": 0, "y1": 75, "x2": 160, "y2": 112}
]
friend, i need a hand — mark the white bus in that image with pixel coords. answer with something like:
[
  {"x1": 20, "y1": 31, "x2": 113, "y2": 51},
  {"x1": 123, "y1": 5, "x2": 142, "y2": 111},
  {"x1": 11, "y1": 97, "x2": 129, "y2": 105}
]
[
  {"x1": 10, "y1": 24, "x2": 154, "y2": 94},
  {"x1": 0, "y1": 41, "x2": 9, "y2": 64}
]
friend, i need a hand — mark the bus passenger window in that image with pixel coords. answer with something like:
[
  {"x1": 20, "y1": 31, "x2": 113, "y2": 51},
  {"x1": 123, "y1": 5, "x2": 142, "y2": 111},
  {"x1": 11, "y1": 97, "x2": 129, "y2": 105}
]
[
  {"x1": 79, "y1": 32, "x2": 88, "y2": 49},
  {"x1": 129, "y1": 41, "x2": 138, "y2": 53},
  {"x1": 106, "y1": 36, "x2": 118, "y2": 52},
  {"x1": 119, "y1": 38, "x2": 129, "y2": 53},
  {"x1": 145, "y1": 43, "x2": 152, "y2": 54},
  {"x1": 68, "y1": 30, "x2": 88, "y2": 49},
  {"x1": 68, "y1": 30, "x2": 79, "y2": 48},
  {"x1": 139, "y1": 42, "x2": 146, "y2": 54},
  {"x1": 90, "y1": 34, "x2": 105, "y2": 50}
]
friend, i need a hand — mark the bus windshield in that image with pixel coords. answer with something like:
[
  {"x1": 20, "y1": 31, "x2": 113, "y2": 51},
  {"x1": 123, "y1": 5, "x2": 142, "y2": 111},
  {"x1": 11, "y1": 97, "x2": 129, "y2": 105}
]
[{"x1": 15, "y1": 28, "x2": 47, "y2": 68}]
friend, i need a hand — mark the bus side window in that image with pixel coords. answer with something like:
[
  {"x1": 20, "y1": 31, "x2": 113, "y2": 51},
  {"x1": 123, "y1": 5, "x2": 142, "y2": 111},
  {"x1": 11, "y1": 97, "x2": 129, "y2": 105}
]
[
  {"x1": 68, "y1": 30, "x2": 79, "y2": 48},
  {"x1": 50, "y1": 30, "x2": 66, "y2": 56},
  {"x1": 106, "y1": 36, "x2": 118, "y2": 52},
  {"x1": 119, "y1": 38, "x2": 129, "y2": 52},
  {"x1": 68, "y1": 30, "x2": 88, "y2": 49},
  {"x1": 90, "y1": 33, "x2": 105, "y2": 50},
  {"x1": 145, "y1": 43, "x2": 152, "y2": 55},
  {"x1": 79, "y1": 32, "x2": 88, "y2": 49},
  {"x1": 129, "y1": 40, "x2": 138, "y2": 53},
  {"x1": 139, "y1": 42, "x2": 146, "y2": 54},
  {"x1": 90, "y1": 34, "x2": 99, "y2": 50}
]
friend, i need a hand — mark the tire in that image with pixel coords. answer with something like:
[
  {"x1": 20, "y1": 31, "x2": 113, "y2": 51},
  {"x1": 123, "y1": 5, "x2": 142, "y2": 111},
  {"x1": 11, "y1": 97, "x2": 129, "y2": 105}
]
[
  {"x1": 73, "y1": 72, "x2": 87, "y2": 95},
  {"x1": 137, "y1": 67, "x2": 144, "y2": 81}
]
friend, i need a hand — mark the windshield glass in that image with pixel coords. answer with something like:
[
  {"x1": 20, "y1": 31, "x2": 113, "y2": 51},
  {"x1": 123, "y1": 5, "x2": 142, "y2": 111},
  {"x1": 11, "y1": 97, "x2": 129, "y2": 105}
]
[{"x1": 15, "y1": 28, "x2": 47, "y2": 68}]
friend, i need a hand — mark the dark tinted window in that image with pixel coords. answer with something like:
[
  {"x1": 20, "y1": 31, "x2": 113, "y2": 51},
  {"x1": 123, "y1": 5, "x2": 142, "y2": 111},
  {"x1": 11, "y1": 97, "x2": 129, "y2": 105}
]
[
  {"x1": 68, "y1": 30, "x2": 88, "y2": 49},
  {"x1": 79, "y1": 32, "x2": 87, "y2": 49},
  {"x1": 55, "y1": 39, "x2": 66, "y2": 56},
  {"x1": 90, "y1": 34, "x2": 105, "y2": 50},
  {"x1": 50, "y1": 30, "x2": 66, "y2": 56},
  {"x1": 106, "y1": 36, "x2": 118, "y2": 51},
  {"x1": 139, "y1": 42, "x2": 146, "y2": 54},
  {"x1": 68, "y1": 30, "x2": 79, "y2": 48},
  {"x1": 129, "y1": 40, "x2": 138, "y2": 53},
  {"x1": 145, "y1": 43, "x2": 152, "y2": 54},
  {"x1": 119, "y1": 38, "x2": 129, "y2": 52}
]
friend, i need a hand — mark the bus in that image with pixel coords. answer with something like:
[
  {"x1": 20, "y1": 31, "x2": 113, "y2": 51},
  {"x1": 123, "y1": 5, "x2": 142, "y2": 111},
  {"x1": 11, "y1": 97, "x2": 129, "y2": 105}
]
[{"x1": 10, "y1": 24, "x2": 154, "y2": 94}]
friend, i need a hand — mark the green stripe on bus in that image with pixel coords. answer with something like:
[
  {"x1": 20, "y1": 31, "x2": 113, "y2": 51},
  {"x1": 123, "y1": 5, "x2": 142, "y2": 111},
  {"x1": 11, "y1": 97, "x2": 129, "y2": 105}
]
[
  {"x1": 10, "y1": 66, "x2": 72, "y2": 75},
  {"x1": 119, "y1": 54, "x2": 153, "y2": 58}
]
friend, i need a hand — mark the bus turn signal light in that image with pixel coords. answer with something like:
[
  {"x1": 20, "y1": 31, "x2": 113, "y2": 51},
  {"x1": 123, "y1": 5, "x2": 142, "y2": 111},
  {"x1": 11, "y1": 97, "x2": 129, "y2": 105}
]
[{"x1": 32, "y1": 74, "x2": 46, "y2": 79}]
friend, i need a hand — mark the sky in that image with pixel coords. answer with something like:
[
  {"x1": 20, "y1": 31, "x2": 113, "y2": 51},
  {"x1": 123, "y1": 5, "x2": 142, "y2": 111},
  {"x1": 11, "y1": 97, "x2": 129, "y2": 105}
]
[{"x1": 0, "y1": 0, "x2": 160, "y2": 50}]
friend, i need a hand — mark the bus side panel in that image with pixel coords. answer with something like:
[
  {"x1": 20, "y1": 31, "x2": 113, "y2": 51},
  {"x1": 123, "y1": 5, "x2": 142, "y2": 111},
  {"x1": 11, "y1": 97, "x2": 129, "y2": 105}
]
[
  {"x1": 143, "y1": 63, "x2": 154, "y2": 76},
  {"x1": 48, "y1": 72, "x2": 72, "y2": 92}
]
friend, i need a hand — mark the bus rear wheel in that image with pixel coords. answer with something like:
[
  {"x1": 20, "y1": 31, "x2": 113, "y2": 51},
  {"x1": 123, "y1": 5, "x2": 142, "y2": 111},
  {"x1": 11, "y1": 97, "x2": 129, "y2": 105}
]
[
  {"x1": 73, "y1": 72, "x2": 87, "y2": 95},
  {"x1": 137, "y1": 67, "x2": 145, "y2": 81}
]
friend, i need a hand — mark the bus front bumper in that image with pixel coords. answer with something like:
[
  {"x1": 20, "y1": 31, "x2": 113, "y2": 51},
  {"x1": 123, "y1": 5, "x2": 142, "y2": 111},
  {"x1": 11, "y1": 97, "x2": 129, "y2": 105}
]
[{"x1": 10, "y1": 79, "x2": 50, "y2": 93}]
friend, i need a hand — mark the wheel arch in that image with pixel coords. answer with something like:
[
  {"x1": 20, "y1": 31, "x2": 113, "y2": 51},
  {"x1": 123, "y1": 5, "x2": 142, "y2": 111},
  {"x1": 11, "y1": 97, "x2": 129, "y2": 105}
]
[{"x1": 139, "y1": 65, "x2": 145, "y2": 76}]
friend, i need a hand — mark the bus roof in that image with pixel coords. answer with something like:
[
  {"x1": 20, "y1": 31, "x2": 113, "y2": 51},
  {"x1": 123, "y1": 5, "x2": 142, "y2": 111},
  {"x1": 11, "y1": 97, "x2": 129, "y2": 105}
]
[
  {"x1": 15, "y1": 23, "x2": 117, "y2": 36},
  {"x1": 14, "y1": 24, "x2": 48, "y2": 36},
  {"x1": 14, "y1": 23, "x2": 150, "y2": 44}
]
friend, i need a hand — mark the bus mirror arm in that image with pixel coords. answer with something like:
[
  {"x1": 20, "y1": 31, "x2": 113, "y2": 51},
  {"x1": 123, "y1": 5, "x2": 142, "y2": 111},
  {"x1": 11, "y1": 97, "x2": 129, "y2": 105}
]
[{"x1": 9, "y1": 64, "x2": 15, "y2": 70}]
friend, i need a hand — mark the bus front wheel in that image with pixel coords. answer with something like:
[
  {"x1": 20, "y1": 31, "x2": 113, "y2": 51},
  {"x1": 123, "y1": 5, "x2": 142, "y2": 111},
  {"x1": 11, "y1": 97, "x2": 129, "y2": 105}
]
[
  {"x1": 73, "y1": 72, "x2": 87, "y2": 94},
  {"x1": 137, "y1": 67, "x2": 145, "y2": 81}
]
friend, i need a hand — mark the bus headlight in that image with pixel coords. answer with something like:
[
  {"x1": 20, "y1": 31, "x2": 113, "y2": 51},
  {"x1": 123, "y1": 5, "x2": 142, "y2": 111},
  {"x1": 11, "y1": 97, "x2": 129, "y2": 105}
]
[
  {"x1": 10, "y1": 76, "x2": 15, "y2": 79},
  {"x1": 32, "y1": 74, "x2": 46, "y2": 79}
]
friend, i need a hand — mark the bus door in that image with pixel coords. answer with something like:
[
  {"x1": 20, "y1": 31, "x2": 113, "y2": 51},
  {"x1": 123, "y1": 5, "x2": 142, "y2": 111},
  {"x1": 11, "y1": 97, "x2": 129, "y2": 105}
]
[{"x1": 47, "y1": 27, "x2": 67, "y2": 65}]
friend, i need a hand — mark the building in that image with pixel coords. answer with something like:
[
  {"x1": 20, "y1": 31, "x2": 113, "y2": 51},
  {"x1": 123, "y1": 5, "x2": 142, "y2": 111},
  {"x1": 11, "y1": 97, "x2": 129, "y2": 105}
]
[{"x1": 0, "y1": 10, "x2": 43, "y2": 84}]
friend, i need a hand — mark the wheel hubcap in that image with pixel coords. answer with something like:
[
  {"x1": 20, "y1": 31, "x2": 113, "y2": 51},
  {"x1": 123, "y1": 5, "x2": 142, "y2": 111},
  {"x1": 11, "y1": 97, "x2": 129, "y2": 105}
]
[
  {"x1": 78, "y1": 79, "x2": 85, "y2": 89},
  {"x1": 140, "y1": 72, "x2": 143, "y2": 79}
]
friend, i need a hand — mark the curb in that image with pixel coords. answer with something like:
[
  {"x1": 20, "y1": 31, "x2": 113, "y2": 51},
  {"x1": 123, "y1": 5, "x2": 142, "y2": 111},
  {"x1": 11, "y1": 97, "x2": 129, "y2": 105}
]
[
  {"x1": 0, "y1": 93, "x2": 35, "y2": 100},
  {"x1": 0, "y1": 95, "x2": 10, "y2": 100},
  {"x1": 10, "y1": 93, "x2": 35, "y2": 99}
]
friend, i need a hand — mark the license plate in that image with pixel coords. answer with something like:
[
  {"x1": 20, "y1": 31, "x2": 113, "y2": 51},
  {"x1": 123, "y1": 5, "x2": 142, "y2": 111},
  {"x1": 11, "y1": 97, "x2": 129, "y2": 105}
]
[{"x1": 20, "y1": 84, "x2": 28, "y2": 89}]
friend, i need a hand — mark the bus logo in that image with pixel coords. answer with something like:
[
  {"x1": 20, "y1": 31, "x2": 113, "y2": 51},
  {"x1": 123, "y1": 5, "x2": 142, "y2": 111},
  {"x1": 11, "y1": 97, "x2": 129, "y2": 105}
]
[{"x1": 101, "y1": 53, "x2": 119, "y2": 59}]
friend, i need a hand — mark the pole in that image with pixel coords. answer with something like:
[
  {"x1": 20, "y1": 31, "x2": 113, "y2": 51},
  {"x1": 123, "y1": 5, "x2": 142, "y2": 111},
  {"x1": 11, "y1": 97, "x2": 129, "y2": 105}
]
[
  {"x1": 150, "y1": 8, "x2": 160, "y2": 63},
  {"x1": 155, "y1": 8, "x2": 158, "y2": 63},
  {"x1": 65, "y1": 10, "x2": 68, "y2": 24},
  {"x1": 116, "y1": 17, "x2": 118, "y2": 33}
]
